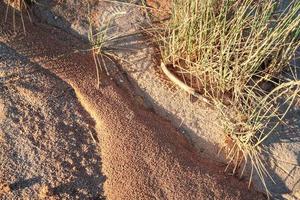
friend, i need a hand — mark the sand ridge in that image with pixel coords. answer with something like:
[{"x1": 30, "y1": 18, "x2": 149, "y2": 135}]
[{"x1": 0, "y1": 2, "x2": 265, "y2": 199}]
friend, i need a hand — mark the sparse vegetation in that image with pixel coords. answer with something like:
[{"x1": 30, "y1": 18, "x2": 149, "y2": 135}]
[
  {"x1": 156, "y1": 0, "x2": 300, "y2": 195},
  {"x1": 87, "y1": 1, "x2": 129, "y2": 88},
  {"x1": 2, "y1": 0, "x2": 299, "y2": 197},
  {"x1": 87, "y1": 4, "x2": 139, "y2": 88},
  {"x1": 4, "y1": 0, "x2": 34, "y2": 34}
]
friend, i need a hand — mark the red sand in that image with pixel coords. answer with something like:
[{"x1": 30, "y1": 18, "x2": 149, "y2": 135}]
[{"x1": 0, "y1": 2, "x2": 265, "y2": 199}]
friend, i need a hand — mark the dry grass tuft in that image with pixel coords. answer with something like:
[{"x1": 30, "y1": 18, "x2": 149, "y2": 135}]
[
  {"x1": 87, "y1": 3, "x2": 141, "y2": 88},
  {"x1": 4, "y1": 0, "x2": 34, "y2": 34},
  {"x1": 87, "y1": 3, "x2": 127, "y2": 88},
  {"x1": 156, "y1": 0, "x2": 300, "y2": 196}
]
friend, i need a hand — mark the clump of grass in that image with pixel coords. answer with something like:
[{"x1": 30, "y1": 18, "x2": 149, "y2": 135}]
[
  {"x1": 88, "y1": 9, "x2": 127, "y2": 88},
  {"x1": 87, "y1": 3, "x2": 142, "y2": 88},
  {"x1": 157, "y1": 0, "x2": 300, "y2": 196},
  {"x1": 4, "y1": 0, "x2": 34, "y2": 34}
]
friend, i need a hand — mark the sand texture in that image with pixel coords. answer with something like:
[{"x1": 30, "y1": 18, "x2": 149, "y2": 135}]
[
  {"x1": 0, "y1": 1, "x2": 282, "y2": 199},
  {"x1": 26, "y1": 0, "x2": 300, "y2": 197}
]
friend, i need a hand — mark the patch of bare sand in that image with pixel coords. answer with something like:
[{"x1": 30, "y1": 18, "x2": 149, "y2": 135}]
[
  {"x1": 0, "y1": 99, "x2": 5, "y2": 123},
  {"x1": 0, "y1": 43, "x2": 104, "y2": 199},
  {"x1": 0, "y1": 2, "x2": 265, "y2": 199}
]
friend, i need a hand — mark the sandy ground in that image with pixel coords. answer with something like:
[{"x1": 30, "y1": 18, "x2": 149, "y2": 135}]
[
  {"x1": 0, "y1": 1, "x2": 267, "y2": 199},
  {"x1": 0, "y1": 44, "x2": 104, "y2": 199}
]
